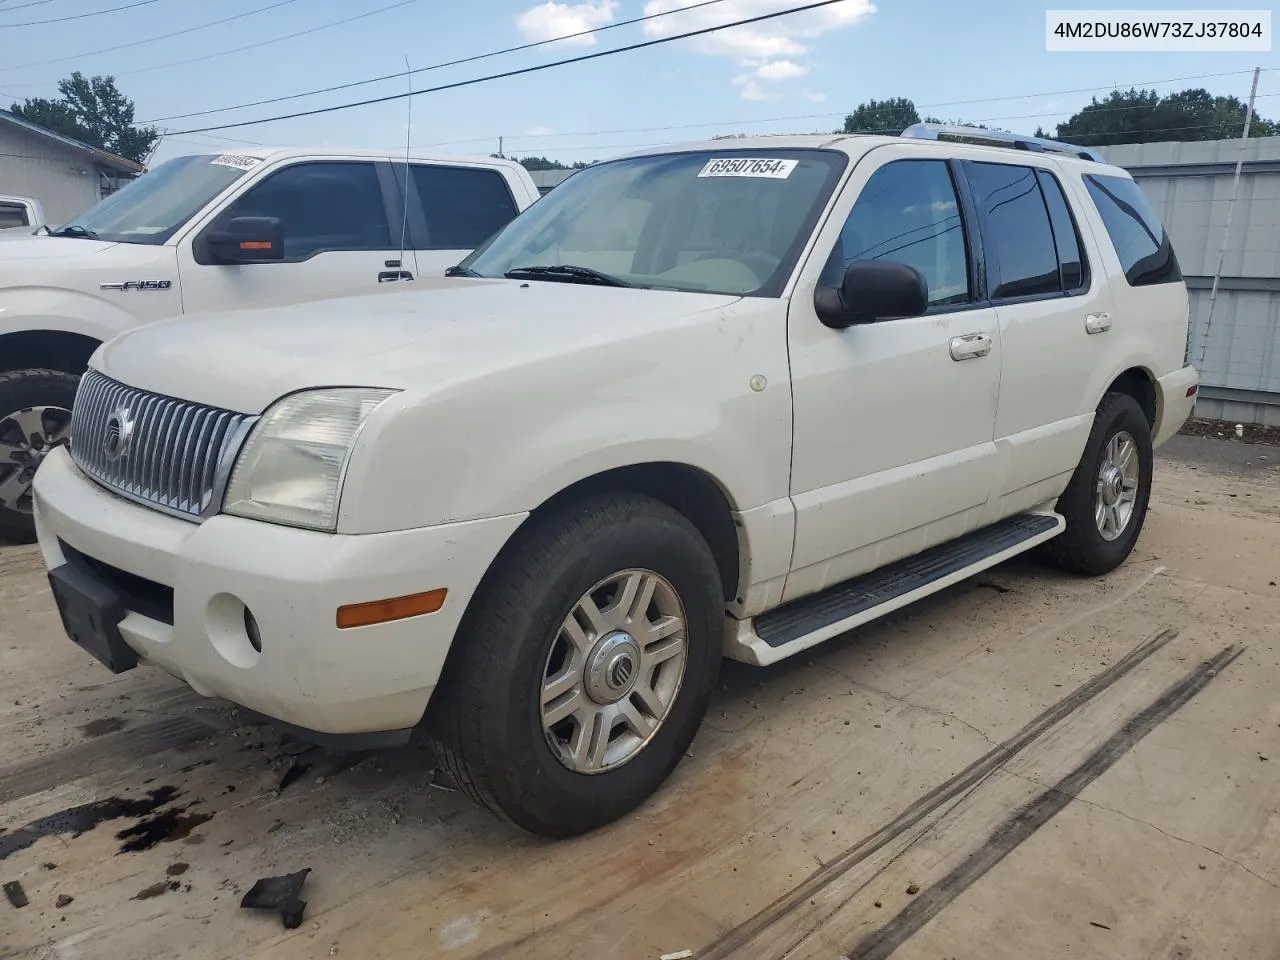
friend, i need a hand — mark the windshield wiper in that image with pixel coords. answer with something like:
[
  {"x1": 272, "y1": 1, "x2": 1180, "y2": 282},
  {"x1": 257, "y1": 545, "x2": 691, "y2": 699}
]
[
  {"x1": 445, "y1": 264, "x2": 479, "y2": 278},
  {"x1": 51, "y1": 224, "x2": 99, "y2": 240},
  {"x1": 504, "y1": 264, "x2": 632, "y2": 287}
]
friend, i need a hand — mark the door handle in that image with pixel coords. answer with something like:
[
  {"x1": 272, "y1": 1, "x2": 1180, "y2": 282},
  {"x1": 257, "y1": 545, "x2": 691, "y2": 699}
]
[
  {"x1": 949, "y1": 333, "x2": 992, "y2": 361},
  {"x1": 1085, "y1": 312, "x2": 1112, "y2": 334},
  {"x1": 378, "y1": 270, "x2": 413, "y2": 283}
]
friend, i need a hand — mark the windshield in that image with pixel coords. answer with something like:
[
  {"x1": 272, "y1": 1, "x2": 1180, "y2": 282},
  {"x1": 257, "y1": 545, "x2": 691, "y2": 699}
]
[
  {"x1": 462, "y1": 149, "x2": 848, "y2": 296},
  {"x1": 60, "y1": 153, "x2": 261, "y2": 245}
]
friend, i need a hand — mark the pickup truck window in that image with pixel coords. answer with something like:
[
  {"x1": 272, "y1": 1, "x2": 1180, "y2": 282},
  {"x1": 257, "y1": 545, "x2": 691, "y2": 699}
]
[
  {"x1": 411, "y1": 164, "x2": 519, "y2": 250},
  {"x1": 220, "y1": 161, "x2": 392, "y2": 261},
  {"x1": 825, "y1": 159, "x2": 971, "y2": 308},
  {"x1": 967, "y1": 161, "x2": 1060, "y2": 300},
  {"x1": 461, "y1": 149, "x2": 847, "y2": 297},
  {"x1": 0, "y1": 201, "x2": 30, "y2": 228},
  {"x1": 59, "y1": 154, "x2": 250, "y2": 245}
]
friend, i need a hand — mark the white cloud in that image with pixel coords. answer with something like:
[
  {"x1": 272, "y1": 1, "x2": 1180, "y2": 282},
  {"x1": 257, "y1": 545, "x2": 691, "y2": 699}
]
[
  {"x1": 801, "y1": 87, "x2": 826, "y2": 103},
  {"x1": 732, "y1": 58, "x2": 808, "y2": 98},
  {"x1": 755, "y1": 59, "x2": 808, "y2": 80},
  {"x1": 642, "y1": 0, "x2": 875, "y2": 62},
  {"x1": 738, "y1": 80, "x2": 774, "y2": 101},
  {"x1": 516, "y1": 0, "x2": 617, "y2": 46},
  {"x1": 524, "y1": 125, "x2": 554, "y2": 136}
]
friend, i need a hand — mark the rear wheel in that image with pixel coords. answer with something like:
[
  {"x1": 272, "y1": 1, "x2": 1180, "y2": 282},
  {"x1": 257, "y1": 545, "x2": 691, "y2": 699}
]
[
  {"x1": 431, "y1": 493, "x2": 724, "y2": 838},
  {"x1": 1040, "y1": 391, "x2": 1153, "y2": 576},
  {"x1": 0, "y1": 370, "x2": 79, "y2": 543}
]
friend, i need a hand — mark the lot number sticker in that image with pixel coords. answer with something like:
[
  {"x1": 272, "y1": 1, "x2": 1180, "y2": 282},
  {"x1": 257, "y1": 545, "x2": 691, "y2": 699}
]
[
  {"x1": 697, "y1": 158, "x2": 797, "y2": 179},
  {"x1": 210, "y1": 153, "x2": 263, "y2": 171}
]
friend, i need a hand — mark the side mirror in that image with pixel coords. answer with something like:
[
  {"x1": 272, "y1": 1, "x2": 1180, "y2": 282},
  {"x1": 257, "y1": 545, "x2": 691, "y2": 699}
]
[
  {"x1": 815, "y1": 260, "x2": 929, "y2": 329},
  {"x1": 206, "y1": 216, "x2": 284, "y2": 264}
]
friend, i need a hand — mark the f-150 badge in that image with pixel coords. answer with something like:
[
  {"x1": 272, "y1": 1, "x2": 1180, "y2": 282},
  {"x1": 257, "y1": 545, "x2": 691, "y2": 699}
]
[{"x1": 100, "y1": 280, "x2": 173, "y2": 291}]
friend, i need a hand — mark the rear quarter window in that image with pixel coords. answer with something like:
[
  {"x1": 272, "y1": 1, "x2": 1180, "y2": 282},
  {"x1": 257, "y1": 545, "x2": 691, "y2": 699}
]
[{"x1": 1083, "y1": 174, "x2": 1182, "y2": 287}]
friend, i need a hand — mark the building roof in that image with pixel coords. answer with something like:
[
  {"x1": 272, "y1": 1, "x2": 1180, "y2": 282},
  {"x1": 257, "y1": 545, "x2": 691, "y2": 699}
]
[{"x1": 0, "y1": 109, "x2": 145, "y2": 175}]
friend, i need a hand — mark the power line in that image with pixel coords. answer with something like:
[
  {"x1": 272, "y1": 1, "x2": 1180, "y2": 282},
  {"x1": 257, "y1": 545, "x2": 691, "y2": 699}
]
[
  {"x1": 423, "y1": 74, "x2": 1269, "y2": 150},
  {"x1": 2, "y1": 0, "x2": 303, "y2": 73},
  {"x1": 59, "y1": 0, "x2": 425, "y2": 84},
  {"x1": 0, "y1": 0, "x2": 162, "y2": 27},
  {"x1": 141, "y1": 0, "x2": 733, "y2": 124},
  {"x1": 0, "y1": 0, "x2": 55, "y2": 11},
  {"x1": 161, "y1": 0, "x2": 967, "y2": 136}
]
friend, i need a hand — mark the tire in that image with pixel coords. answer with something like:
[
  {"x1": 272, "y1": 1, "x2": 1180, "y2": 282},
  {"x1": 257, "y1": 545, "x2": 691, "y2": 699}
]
[
  {"x1": 0, "y1": 369, "x2": 80, "y2": 544},
  {"x1": 430, "y1": 493, "x2": 724, "y2": 838},
  {"x1": 1039, "y1": 391, "x2": 1153, "y2": 576}
]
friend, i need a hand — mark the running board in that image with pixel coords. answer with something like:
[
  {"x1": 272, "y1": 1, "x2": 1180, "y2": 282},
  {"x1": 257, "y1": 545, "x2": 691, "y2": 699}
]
[{"x1": 727, "y1": 512, "x2": 1064, "y2": 666}]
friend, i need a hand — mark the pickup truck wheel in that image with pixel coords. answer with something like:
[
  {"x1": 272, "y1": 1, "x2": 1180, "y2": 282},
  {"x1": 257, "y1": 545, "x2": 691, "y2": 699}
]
[
  {"x1": 1040, "y1": 391, "x2": 1153, "y2": 576},
  {"x1": 0, "y1": 370, "x2": 78, "y2": 543},
  {"x1": 431, "y1": 494, "x2": 724, "y2": 838}
]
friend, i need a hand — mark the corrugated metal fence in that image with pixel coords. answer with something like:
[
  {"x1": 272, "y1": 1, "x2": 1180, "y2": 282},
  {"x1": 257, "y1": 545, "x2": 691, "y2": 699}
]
[{"x1": 1091, "y1": 139, "x2": 1279, "y2": 425}]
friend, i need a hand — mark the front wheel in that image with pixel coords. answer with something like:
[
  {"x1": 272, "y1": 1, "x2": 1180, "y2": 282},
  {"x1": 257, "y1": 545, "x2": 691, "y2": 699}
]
[
  {"x1": 1040, "y1": 391, "x2": 1153, "y2": 576},
  {"x1": 431, "y1": 494, "x2": 724, "y2": 838}
]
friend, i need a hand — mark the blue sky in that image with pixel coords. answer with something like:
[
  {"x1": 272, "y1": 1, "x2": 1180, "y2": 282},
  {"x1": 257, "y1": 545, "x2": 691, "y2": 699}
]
[{"x1": 0, "y1": 0, "x2": 1274, "y2": 166}]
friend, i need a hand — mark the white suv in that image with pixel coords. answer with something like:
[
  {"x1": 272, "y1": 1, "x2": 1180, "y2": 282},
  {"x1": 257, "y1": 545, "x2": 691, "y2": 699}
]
[{"x1": 32, "y1": 126, "x2": 1198, "y2": 838}]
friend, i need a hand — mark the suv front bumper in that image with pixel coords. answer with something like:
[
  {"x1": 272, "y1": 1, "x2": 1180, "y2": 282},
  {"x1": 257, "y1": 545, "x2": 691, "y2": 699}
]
[{"x1": 33, "y1": 447, "x2": 525, "y2": 741}]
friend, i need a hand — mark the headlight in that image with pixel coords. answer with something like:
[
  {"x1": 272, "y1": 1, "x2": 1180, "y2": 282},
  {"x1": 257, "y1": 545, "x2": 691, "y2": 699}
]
[{"x1": 223, "y1": 388, "x2": 397, "y2": 531}]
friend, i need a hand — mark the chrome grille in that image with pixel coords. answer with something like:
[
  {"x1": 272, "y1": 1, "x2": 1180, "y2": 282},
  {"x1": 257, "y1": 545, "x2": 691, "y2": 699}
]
[{"x1": 69, "y1": 369, "x2": 256, "y2": 520}]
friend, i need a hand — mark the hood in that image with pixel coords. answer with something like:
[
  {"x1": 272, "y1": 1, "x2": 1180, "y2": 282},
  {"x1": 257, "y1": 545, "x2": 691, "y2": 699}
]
[
  {"x1": 0, "y1": 235, "x2": 124, "y2": 260},
  {"x1": 95, "y1": 278, "x2": 743, "y2": 413}
]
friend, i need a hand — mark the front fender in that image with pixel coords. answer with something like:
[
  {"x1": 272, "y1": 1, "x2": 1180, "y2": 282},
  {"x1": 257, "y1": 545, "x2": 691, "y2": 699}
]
[
  {"x1": 0, "y1": 285, "x2": 160, "y2": 345},
  {"x1": 336, "y1": 299, "x2": 795, "y2": 536}
]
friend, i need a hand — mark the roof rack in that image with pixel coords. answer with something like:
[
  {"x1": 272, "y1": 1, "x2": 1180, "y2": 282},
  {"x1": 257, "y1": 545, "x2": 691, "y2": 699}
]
[{"x1": 899, "y1": 123, "x2": 1103, "y2": 162}]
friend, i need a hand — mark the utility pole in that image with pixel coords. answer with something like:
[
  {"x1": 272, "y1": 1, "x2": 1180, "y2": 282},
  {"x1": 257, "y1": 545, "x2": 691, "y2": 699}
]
[
  {"x1": 498, "y1": 135, "x2": 504, "y2": 158},
  {"x1": 1198, "y1": 65, "x2": 1260, "y2": 365}
]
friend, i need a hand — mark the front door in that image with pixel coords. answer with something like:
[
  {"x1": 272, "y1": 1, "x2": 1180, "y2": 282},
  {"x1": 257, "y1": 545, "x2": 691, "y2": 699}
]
[
  {"x1": 785, "y1": 148, "x2": 1002, "y2": 601},
  {"x1": 177, "y1": 160, "x2": 405, "y2": 314}
]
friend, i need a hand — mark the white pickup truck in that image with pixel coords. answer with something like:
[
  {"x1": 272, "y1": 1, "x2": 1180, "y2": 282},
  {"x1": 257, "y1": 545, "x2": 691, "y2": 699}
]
[{"x1": 0, "y1": 148, "x2": 540, "y2": 539}]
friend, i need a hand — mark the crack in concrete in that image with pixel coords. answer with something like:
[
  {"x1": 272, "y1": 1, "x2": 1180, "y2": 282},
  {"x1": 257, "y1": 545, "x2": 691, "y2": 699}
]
[
  {"x1": 1006, "y1": 770, "x2": 1280, "y2": 892},
  {"x1": 809, "y1": 661, "x2": 1000, "y2": 748}
]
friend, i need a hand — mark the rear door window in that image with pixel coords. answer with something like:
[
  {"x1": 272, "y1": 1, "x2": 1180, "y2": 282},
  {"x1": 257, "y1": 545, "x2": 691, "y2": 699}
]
[
  {"x1": 1036, "y1": 170, "x2": 1088, "y2": 292},
  {"x1": 0, "y1": 202, "x2": 30, "y2": 228},
  {"x1": 410, "y1": 165, "x2": 519, "y2": 249},
  {"x1": 1084, "y1": 174, "x2": 1182, "y2": 286},
  {"x1": 966, "y1": 162, "x2": 1060, "y2": 300}
]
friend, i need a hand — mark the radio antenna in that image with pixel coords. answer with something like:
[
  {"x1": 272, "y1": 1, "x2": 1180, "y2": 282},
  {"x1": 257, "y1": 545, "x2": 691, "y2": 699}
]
[{"x1": 396, "y1": 54, "x2": 415, "y2": 281}]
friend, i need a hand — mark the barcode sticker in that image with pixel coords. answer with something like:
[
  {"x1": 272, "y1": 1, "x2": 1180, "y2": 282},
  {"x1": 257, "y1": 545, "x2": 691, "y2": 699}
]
[
  {"x1": 697, "y1": 158, "x2": 797, "y2": 179},
  {"x1": 210, "y1": 153, "x2": 263, "y2": 171}
]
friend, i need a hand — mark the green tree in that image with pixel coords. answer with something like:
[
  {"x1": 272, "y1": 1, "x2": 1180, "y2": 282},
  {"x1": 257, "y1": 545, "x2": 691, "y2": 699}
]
[
  {"x1": 11, "y1": 72, "x2": 157, "y2": 165},
  {"x1": 843, "y1": 98, "x2": 940, "y2": 134},
  {"x1": 1051, "y1": 87, "x2": 1276, "y2": 146},
  {"x1": 492, "y1": 154, "x2": 588, "y2": 171}
]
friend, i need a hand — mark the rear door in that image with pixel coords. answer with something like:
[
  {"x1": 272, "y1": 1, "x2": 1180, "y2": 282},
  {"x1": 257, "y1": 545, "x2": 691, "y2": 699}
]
[
  {"x1": 400, "y1": 162, "x2": 521, "y2": 275},
  {"x1": 177, "y1": 159, "x2": 405, "y2": 314},
  {"x1": 966, "y1": 159, "x2": 1118, "y2": 517}
]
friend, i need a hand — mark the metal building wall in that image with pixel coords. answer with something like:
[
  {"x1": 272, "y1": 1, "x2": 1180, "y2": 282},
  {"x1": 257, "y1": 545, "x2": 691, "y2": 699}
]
[
  {"x1": 1100, "y1": 138, "x2": 1280, "y2": 426},
  {"x1": 0, "y1": 123, "x2": 102, "y2": 224}
]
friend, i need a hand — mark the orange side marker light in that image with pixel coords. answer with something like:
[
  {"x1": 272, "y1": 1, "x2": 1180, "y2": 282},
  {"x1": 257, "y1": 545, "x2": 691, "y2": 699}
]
[{"x1": 336, "y1": 588, "x2": 447, "y2": 629}]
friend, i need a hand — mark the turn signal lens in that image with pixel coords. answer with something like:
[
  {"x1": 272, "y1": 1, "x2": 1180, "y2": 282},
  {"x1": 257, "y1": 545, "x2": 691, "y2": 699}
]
[{"x1": 336, "y1": 589, "x2": 447, "y2": 629}]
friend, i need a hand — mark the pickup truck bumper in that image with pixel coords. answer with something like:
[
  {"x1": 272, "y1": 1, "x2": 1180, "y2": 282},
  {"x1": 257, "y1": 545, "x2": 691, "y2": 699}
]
[
  {"x1": 1154, "y1": 365, "x2": 1200, "y2": 448},
  {"x1": 33, "y1": 447, "x2": 525, "y2": 742}
]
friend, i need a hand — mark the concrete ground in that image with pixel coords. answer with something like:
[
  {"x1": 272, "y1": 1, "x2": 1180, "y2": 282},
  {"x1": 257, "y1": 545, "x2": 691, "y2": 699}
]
[{"x1": 1, "y1": 436, "x2": 1278, "y2": 960}]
